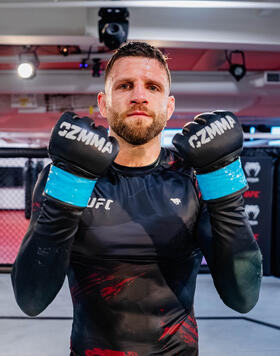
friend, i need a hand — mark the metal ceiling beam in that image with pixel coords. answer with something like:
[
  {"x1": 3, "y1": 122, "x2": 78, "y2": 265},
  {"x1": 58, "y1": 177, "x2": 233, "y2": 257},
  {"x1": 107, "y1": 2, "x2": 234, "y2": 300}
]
[
  {"x1": 1, "y1": 36, "x2": 280, "y2": 51},
  {"x1": 0, "y1": 1, "x2": 280, "y2": 9},
  {"x1": 0, "y1": 69, "x2": 276, "y2": 95},
  {"x1": 0, "y1": 36, "x2": 99, "y2": 47},
  {"x1": 0, "y1": 54, "x2": 112, "y2": 63}
]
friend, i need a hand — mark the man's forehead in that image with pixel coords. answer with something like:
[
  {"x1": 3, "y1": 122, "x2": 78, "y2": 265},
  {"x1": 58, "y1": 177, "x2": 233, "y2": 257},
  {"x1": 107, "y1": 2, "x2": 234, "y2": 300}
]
[{"x1": 107, "y1": 56, "x2": 169, "y2": 84}]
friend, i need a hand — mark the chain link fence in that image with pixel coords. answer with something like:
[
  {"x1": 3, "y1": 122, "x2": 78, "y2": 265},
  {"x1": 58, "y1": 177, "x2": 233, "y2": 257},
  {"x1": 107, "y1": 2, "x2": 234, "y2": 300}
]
[{"x1": 0, "y1": 148, "x2": 48, "y2": 265}]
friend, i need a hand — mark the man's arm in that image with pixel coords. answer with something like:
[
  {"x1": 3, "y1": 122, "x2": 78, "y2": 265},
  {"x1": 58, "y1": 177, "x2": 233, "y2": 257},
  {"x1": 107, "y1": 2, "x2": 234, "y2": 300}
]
[
  {"x1": 173, "y1": 111, "x2": 262, "y2": 313},
  {"x1": 11, "y1": 112, "x2": 119, "y2": 316},
  {"x1": 11, "y1": 165, "x2": 83, "y2": 316},
  {"x1": 195, "y1": 195, "x2": 262, "y2": 313}
]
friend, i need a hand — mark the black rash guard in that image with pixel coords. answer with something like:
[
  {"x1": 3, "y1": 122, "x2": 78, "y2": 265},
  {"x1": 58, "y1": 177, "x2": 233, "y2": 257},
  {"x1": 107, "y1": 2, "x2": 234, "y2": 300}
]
[{"x1": 11, "y1": 148, "x2": 262, "y2": 356}]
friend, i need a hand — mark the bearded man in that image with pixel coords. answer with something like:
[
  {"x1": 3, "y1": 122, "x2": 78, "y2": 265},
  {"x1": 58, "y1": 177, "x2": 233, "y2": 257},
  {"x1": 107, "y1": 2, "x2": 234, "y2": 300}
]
[{"x1": 12, "y1": 41, "x2": 262, "y2": 356}]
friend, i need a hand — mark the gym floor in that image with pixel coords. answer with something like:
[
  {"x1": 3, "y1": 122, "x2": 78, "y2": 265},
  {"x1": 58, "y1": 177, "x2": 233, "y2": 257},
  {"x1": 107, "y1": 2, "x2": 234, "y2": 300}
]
[{"x1": 0, "y1": 273, "x2": 279, "y2": 356}]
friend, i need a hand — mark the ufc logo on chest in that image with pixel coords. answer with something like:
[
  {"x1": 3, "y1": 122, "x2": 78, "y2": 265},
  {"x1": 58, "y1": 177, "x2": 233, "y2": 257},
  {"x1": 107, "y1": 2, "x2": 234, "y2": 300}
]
[{"x1": 87, "y1": 197, "x2": 114, "y2": 210}]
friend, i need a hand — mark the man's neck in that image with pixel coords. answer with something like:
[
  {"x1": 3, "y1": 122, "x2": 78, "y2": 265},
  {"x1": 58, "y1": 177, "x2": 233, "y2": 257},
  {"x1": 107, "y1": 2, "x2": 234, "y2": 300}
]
[{"x1": 110, "y1": 131, "x2": 162, "y2": 167}]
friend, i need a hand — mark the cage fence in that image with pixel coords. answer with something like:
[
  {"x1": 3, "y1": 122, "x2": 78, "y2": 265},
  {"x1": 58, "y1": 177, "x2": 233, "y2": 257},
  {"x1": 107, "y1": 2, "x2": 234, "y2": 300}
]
[{"x1": 0, "y1": 148, "x2": 48, "y2": 265}]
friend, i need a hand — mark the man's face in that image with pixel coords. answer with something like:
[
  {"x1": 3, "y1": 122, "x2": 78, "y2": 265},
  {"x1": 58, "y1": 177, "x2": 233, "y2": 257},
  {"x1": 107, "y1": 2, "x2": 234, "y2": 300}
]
[{"x1": 98, "y1": 56, "x2": 175, "y2": 145}]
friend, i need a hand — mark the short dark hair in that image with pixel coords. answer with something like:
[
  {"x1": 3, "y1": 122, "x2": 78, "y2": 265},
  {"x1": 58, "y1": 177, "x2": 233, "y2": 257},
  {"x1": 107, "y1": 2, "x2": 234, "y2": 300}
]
[{"x1": 105, "y1": 41, "x2": 171, "y2": 88}]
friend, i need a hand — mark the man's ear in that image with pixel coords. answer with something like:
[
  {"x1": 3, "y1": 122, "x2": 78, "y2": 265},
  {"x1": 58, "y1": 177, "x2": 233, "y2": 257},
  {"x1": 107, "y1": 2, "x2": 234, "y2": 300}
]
[
  {"x1": 167, "y1": 96, "x2": 175, "y2": 121},
  {"x1": 97, "y1": 92, "x2": 107, "y2": 118}
]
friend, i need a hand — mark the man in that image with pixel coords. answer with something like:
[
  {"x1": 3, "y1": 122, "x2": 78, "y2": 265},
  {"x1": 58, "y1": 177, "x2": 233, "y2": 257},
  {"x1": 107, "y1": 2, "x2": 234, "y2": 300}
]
[{"x1": 12, "y1": 42, "x2": 262, "y2": 356}]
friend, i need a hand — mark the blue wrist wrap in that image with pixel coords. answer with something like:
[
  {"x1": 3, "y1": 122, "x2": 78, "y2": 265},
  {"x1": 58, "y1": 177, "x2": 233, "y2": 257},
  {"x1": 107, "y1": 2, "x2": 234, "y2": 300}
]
[
  {"x1": 196, "y1": 158, "x2": 247, "y2": 201},
  {"x1": 44, "y1": 165, "x2": 97, "y2": 207}
]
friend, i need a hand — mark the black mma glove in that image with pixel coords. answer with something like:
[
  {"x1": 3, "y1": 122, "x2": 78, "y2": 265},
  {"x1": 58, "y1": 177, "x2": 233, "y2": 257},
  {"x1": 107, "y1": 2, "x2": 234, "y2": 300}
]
[
  {"x1": 172, "y1": 110, "x2": 248, "y2": 201},
  {"x1": 44, "y1": 111, "x2": 119, "y2": 207}
]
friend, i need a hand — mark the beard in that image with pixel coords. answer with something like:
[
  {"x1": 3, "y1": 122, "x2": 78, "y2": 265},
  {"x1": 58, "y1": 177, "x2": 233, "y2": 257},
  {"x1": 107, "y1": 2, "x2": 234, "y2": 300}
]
[{"x1": 107, "y1": 106, "x2": 168, "y2": 145}]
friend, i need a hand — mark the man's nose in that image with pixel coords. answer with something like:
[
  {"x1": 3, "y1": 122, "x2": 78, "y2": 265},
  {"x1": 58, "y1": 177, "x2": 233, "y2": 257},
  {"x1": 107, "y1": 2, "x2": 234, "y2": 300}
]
[{"x1": 130, "y1": 84, "x2": 148, "y2": 104}]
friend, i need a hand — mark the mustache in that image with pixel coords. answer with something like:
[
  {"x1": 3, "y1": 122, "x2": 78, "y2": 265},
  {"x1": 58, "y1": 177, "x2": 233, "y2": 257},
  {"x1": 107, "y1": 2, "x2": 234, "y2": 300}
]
[{"x1": 124, "y1": 106, "x2": 155, "y2": 117}]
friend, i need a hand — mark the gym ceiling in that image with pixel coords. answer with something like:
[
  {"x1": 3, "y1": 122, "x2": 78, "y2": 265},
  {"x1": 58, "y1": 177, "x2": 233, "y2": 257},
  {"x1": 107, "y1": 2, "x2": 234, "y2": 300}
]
[{"x1": 0, "y1": 0, "x2": 280, "y2": 139}]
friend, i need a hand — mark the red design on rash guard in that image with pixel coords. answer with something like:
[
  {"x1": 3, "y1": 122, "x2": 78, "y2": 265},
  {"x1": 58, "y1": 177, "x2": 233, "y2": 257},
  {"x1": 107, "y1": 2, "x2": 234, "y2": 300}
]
[
  {"x1": 159, "y1": 313, "x2": 198, "y2": 344},
  {"x1": 85, "y1": 348, "x2": 138, "y2": 356},
  {"x1": 100, "y1": 273, "x2": 146, "y2": 301},
  {"x1": 158, "y1": 320, "x2": 183, "y2": 340},
  {"x1": 178, "y1": 321, "x2": 198, "y2": 344},
  {"x1": 168, "y1": 160, "x2": 178, "y2": 166},
  {"x1": 71, "y1": 270, "x2": 146, "y2": 302}
]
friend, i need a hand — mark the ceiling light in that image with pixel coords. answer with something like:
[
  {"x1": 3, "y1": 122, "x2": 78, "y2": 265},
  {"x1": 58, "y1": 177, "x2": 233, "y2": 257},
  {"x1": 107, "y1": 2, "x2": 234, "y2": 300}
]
[
  {"x1": 226, "y1": 50, "x2": 247, "y2": 82},
  {"x1": 17, "y1": 49, "x2": 39, "y2": 79},
  {"x1": 98, "y1": 8, "x2": 129, "y2": 50},
  {"x1": 80, "y1": 58, "x2": 89, "y2": 69},
  {"x1": 58, "y1": 46, "x2": 70, "y2": 57}
]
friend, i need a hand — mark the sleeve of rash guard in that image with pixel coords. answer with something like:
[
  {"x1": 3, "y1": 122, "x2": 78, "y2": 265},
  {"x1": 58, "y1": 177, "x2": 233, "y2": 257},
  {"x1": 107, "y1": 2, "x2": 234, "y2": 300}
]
[
  {"x1": 196, "y1": 193, "x2": 263, "y2": 313},
  {"x1": 11, "y1": 164, "x2": 84, "y2": 316}
]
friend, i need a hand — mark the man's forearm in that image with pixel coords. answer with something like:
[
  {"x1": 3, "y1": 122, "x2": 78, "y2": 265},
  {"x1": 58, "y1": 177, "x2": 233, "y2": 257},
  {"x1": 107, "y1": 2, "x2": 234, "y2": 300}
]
[
  {"x1": 11, "y1": 195, "x2": 83, "y2": 316},
  {"x1": 203, "y1": 194, "x2": 263, "y2": 313}
]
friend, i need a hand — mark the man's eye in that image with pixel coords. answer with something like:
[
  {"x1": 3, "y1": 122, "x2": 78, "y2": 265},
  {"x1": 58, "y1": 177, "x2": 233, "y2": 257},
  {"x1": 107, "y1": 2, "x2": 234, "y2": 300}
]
[
  {"x1": 119, "y1": 83, "x2": 131, "y2": 89},
  {"x1": 149, "y1": 85, "x2": 159, "y2": 91}
]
